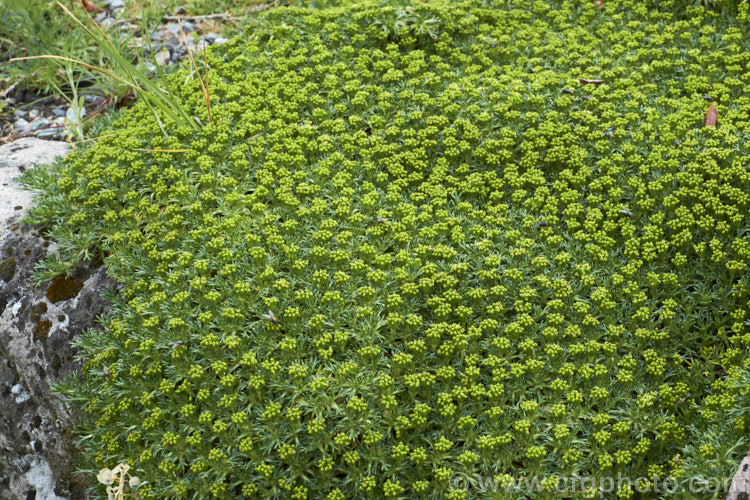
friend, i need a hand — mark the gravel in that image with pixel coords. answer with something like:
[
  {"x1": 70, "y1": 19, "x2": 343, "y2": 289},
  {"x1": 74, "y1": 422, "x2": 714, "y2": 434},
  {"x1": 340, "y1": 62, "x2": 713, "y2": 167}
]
[{"x1": 164, "y1": 20, "x2": 196, "y2": 35}]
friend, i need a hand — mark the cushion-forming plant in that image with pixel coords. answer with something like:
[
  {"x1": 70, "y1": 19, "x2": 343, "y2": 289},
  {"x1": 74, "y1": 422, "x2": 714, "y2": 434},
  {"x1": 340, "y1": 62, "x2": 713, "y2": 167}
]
[{"x1": 23, "y1": 0, "x2": 750, "y2": 498}]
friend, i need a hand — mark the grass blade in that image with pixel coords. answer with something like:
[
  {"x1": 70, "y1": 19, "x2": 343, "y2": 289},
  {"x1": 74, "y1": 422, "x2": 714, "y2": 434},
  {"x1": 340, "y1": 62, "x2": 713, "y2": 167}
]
[
  {"x1": 54, "y1": 1, "x2": 199, "y2": 130},
  {"x1": 180, "y1": 22, "x2": 211, "y2": 123}
]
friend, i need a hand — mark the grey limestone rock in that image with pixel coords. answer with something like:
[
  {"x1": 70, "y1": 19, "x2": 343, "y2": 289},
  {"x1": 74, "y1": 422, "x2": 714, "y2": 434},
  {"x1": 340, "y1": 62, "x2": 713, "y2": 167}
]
[
  {"x1": 0, "y1": 139, "x2": 70, "y2": 223},
  {"x1": 728, "y1": 452, "x2": 750, "y2": 500},
  {"x1": 0, "y1": 138, "x2": 117, "y2": 500}
]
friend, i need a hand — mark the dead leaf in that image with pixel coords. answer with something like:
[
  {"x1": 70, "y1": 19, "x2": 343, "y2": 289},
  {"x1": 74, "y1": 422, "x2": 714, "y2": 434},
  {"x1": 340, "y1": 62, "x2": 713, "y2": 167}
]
[
  {"x1": 594, "y1": 1, "x2": 604, "y2": 9},
  {"x1": 97, "y1": 468, "x2": 113, "y2": 485},
  {"x1": 704, "y1": 103, "x2": 718, "y2": 127},
  {"x1": 80, "y1": 0, "x2": 103, "y2": 12},
  {"x1": 579, "y1": 78, "x2": 605, "y2": 85}
]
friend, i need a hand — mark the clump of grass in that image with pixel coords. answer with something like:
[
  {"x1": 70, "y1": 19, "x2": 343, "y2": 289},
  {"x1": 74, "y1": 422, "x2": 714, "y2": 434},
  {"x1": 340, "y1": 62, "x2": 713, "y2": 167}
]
[
  {"x1": 1, "y1": 0, "x2": 100, "y2": 95},
  {"x1": 22, "y1": 0, "x2": 750, "y2": 498},
  {"x1": 1, "y1": 0, "x2": 265, "y2": 131},
  {"x1": 13, "y1": 2, "x2": 201, "y2": 135}
]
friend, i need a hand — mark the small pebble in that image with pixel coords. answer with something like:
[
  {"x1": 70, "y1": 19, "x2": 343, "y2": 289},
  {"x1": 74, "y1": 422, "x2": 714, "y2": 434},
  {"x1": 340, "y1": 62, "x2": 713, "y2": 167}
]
[
  {"x1": 66, "y1": 105, "x2": 86, "y2": 125},
  {"x1": 213, "y1": 37, "x2": 229, "y2": 45},
  {"x1": 165, "y1": 21, "x2": 196, "y2": 35},
  {"x1": 29, "y1": 117, "x2": 51, "y2": 132},
  {"x1": 194, "y1": 39, "x2": 209, "y2": 53},
  {"x1": 171, "y1": 44, "x2": 188, "y2": 60},
  {"x1": 35, "y1": 127, "x2": 62, "y2": 139},
  {"x1": 51, "y1": 106, "x2": 66, "y2": 117},
  {"x1": 13, "y1": 118, "x2": 30, "y2": 132},
  {"x1": 163, "y1": 36, "x2": 181, "y2": 51},
  {"x1": 28, "y1": 108, "x2": 40, "y2": 119},
  {"x1": 164, "y1": 24, "x2": 181, "y2": 36},
  {"x1": 41, "y1": 124, "x2": 67, "y2": 139},
  {"x1": 154, "y1": 49, "x2": 171, "y2": 66},
  {"x1": 12, "y1": 109, "x2": 27, "y2": 118},
  {"x1": 83, "y1": 92, "x2": 105, "y2": 104}
]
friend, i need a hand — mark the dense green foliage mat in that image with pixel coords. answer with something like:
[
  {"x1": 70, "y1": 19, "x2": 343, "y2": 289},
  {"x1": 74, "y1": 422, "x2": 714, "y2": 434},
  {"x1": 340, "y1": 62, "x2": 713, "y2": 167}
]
[{"x1": 22, "y1": 0, "x2": 750, "y2": 497}]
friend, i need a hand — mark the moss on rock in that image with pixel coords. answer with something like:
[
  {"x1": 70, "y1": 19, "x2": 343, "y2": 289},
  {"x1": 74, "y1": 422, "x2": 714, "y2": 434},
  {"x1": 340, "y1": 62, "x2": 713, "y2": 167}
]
[
  {"x1": 33, "y1": 320, "x2": 52, "y2": 343},
  {"x1": 45, "y1": 276, "x2": 84, "y2": 304},
  {"x1": 30, "y1": 302, "x2": 48, "y2": 323},
  {"x1": 0, "y1": 257, "x2": 16, "y2": 282}
]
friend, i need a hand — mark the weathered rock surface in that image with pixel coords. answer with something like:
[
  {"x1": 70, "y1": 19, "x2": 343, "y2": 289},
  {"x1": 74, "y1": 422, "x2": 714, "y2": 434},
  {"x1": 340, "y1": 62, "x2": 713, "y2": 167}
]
[
  {"x1": 0, "y1": 139, "x2": 117, "y2": 500},
  {"x1": 728, "y1": 452, "x2": 750, "y2": 500},
  {"x1": 0, "y1": 139, "x2": 70, "y2": 223}
]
